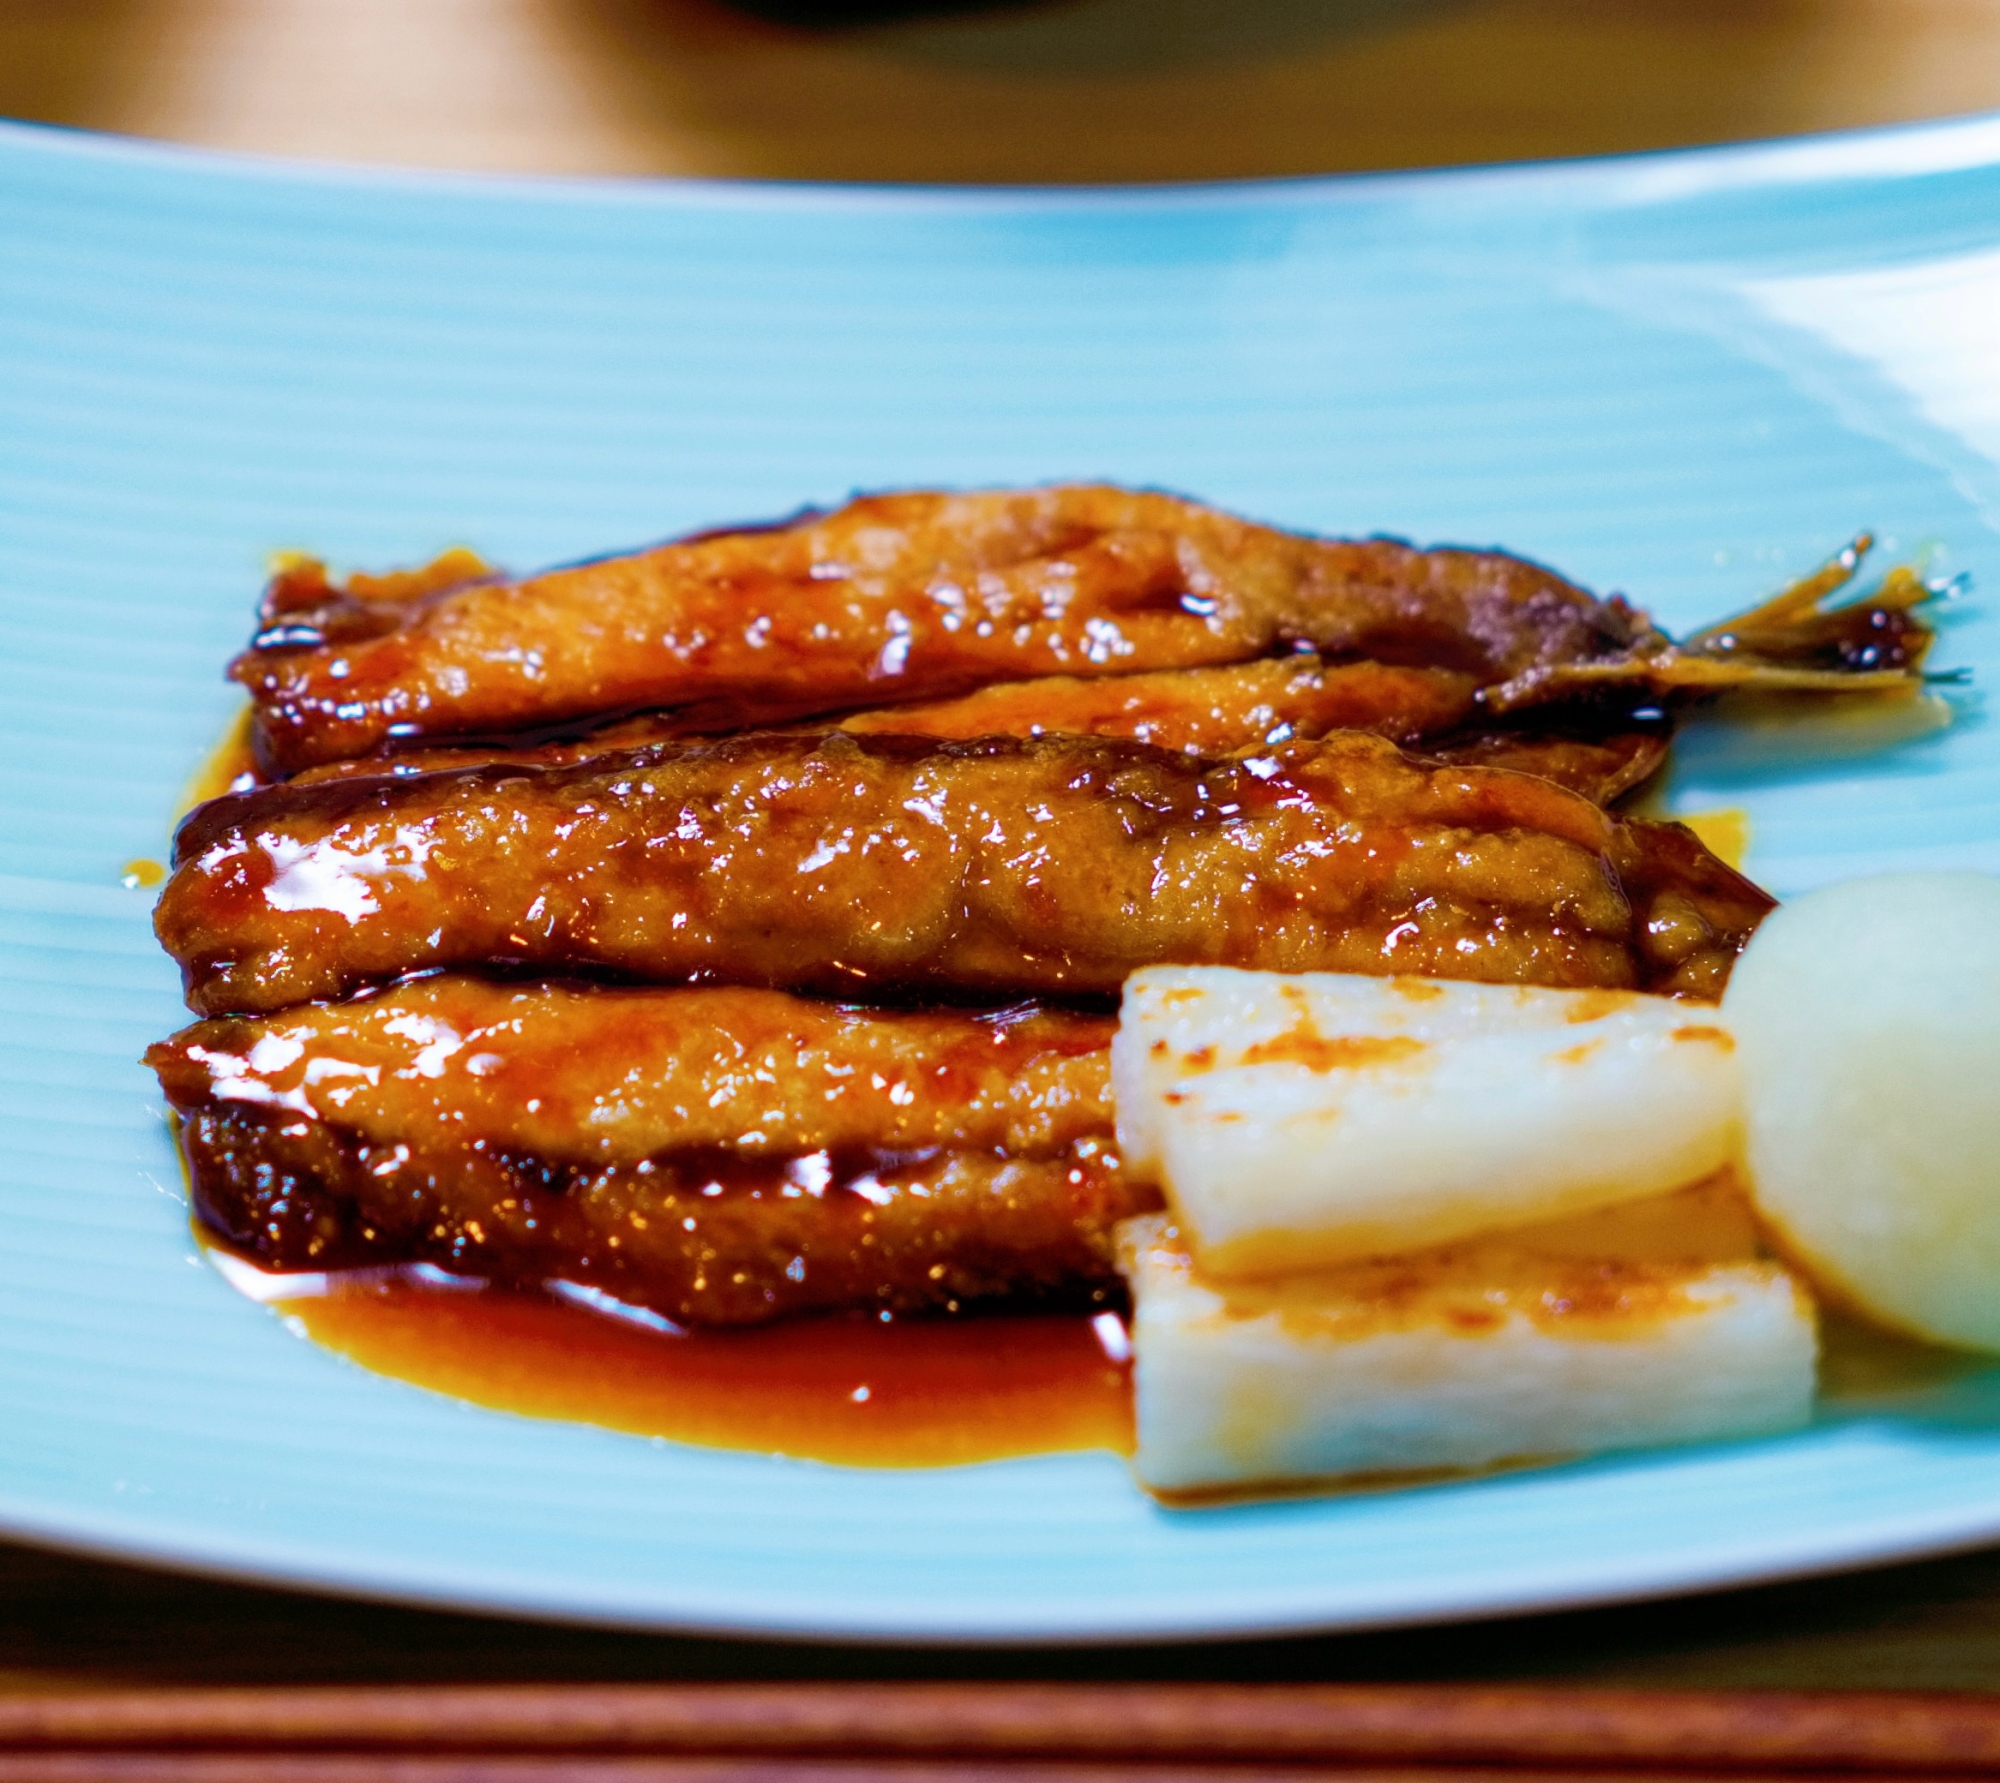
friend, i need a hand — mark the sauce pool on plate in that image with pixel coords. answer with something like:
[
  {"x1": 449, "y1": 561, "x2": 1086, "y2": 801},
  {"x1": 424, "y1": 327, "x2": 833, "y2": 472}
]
[{"x1": 223, "y1": 1258, "x2": 1135, "y2": 1468}]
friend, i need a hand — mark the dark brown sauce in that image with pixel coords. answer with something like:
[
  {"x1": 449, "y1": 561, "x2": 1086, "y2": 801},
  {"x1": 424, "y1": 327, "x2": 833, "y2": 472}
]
[{"x1": 277, "y1": 1275, "x2": 1135, "y2": 1468}]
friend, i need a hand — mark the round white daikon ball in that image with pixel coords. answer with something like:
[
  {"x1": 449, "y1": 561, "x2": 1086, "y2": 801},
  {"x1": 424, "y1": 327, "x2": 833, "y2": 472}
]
[{"x1": 1725, "y1": 871, "x2": 2000, "y2": 1352}]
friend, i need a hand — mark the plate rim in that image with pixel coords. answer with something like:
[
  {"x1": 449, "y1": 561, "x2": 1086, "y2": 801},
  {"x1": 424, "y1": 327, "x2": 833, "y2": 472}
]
[
  {"x1": 7, "y1": 105, "x2": 2000, "y2": 212},
  {"x1": 6, "y1": 108, "x2": 2000, "y2": 1644},
  {"x1": 9, "y1": 1465, "x2": 2000, "y2": 1646}
]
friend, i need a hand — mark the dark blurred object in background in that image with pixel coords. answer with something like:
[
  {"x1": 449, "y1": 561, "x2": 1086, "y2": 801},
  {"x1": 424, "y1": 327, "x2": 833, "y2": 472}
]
[
  {"x1": 724, "y1": 0, "x2": 1004, "y2": 26},
  {"x1": 722, "y1": 0, "x2": 1457, "y2": 76}
]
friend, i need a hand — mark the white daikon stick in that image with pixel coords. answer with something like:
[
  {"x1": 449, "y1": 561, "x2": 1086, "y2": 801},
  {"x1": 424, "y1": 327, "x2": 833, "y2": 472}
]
[
  {"x1": 1118, "y1": 1185, "x2": 1815, "y2": 1496},
  {"x1": 1114, "y1": 967, "x2": 1742, "y2": 1276}
]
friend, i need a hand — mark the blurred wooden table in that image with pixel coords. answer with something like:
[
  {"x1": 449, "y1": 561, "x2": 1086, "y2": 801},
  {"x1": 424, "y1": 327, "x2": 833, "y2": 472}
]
[
  {"x1": 6, "y1": 1531, "x2": 2000, "y2": 1696},
  {"x1": 6, "y1": 0, "x2": 2000, "y2": 1709},
  {"x1": 4, "y1": 0, "x2": 2000, "y2": 184}
]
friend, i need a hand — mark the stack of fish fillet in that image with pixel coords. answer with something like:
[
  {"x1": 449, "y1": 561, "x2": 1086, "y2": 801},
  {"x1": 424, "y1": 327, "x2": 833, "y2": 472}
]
[{"x1": 144, "y1": 486, "x2": 1930, "y2": 1336}]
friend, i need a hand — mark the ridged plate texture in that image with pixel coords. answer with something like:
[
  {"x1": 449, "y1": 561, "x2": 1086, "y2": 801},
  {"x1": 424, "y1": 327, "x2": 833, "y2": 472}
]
[{"x1": 3, "y1": 117, "x2": 1999, "y2": 1640}]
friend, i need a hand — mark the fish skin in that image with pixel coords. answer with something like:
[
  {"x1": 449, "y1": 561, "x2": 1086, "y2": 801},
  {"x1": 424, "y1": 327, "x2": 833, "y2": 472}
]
[
  {"x1": 157, "y1": 729, "x2": 1770, "y2": 1018},
  {"x1": 146, "y1": 977, "x2": 1117, "y2": 1167},
  {"x1": 287, "y1": 659, "x2": 1481, "y2": 782},
  {"x1": 175, "y1": 1106, "x2": 1146, "y2": 1325},
  {"x1": 233, "y1": 486, "x2": 1657, "y2": 776},
  {"x1": 283, "y1": 657, "x2": 1667, "y2": 807},
  {"x1": 149, "y1": 980, "x2": 1141, "y2": 1326}
]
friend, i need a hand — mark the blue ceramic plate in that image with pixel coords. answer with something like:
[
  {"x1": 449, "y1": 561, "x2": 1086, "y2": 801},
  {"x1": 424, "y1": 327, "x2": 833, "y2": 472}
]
[{"x1": 4, "y1": 117, "x2": 1999, "y2": 1642}]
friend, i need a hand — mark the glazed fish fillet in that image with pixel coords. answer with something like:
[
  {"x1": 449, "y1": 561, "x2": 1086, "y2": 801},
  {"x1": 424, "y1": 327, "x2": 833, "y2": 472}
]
[
  {"x1": 233, "y1": 490, "x2": 1933, "y2": 776},
  {"x1": 290, "y1": 660, "x2": 1482, "y2": 779},
  {"x1": 289, "y1": 658, "x2": 1669, "y2": 808},
  {"x1": 1118, "y1": 1181, "x2": 1816, "y2": 1495},
  {"x1": 148, "y1": 977, "x2": 1147, "y2": 1325},
  {"x1": 228, "y1": 486, "x2": 1660, "y2": 775},
  {"x1": 156, "y1": 730, "x2": 1773, "y2": 1017},
  {"x1": 839, "y1": 667, "x2": 1673, "y2": 804}
]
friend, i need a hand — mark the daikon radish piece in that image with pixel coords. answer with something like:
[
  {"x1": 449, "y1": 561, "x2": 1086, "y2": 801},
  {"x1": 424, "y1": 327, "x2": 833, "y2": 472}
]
[
  {"x1": 1114, "y1": 967, "x2": 1741, "y2": 1275},
  {"x1": 1118, "y1": 1177, "x2": 1815, "y2": 1495},
  {"x1": 1725, "y1": 871, "x2": 2000, "y2": 1353}
]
